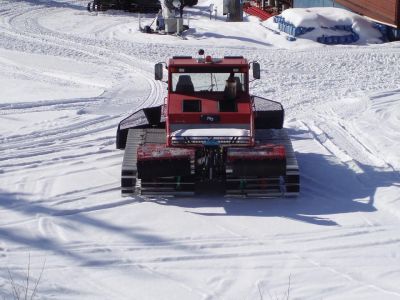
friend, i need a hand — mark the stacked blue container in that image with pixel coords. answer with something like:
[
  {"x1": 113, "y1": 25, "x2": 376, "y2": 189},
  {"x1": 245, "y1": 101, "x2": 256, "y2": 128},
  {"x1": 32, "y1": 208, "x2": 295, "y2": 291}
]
[
  {"x1": 316, "y1": 24, "x2": 359, "y2": 44},
  {"x1": 274, "y1": 15, "x2": 360, "y2": 44},
  {"x1": 273, "y1": 15, "x2": 314, "y2": 39},
  {"x1": 373, "y1": 22, "x2": 389, "y2": 41}
]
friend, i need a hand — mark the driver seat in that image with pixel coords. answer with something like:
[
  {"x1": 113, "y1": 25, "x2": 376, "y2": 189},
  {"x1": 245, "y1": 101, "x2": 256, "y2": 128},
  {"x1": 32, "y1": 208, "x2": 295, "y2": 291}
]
[{"x1": 176, "y1": 75, "x2": 195, "y2": 93}]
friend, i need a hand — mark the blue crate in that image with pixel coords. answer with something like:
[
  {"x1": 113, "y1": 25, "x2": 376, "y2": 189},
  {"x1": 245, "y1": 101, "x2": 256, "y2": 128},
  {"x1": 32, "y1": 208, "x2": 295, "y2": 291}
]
[{"x1": 316, "y1": 22, "x2": 360, "y2": 45}]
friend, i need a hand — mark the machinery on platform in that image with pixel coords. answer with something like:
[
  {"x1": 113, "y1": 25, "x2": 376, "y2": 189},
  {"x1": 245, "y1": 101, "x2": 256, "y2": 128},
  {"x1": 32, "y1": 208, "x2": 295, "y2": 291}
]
[
  {"x1": 140, "y1": 0, "x2": 198, "y2": 34},
  {"x1": 116, "y1": 50, "x2": 299, "y2": 197},
  {"x1": 87, "y1": 0, "x2": 197, "y2": 34},
  {"x1": 87, "y1": 0, "x2": 197, "y2": 18},
  {"x1": 223, "y1": 0, "x2": 244, "y2": 22},
  {"x1": 87, "y1": 0, "x2": 161, "y2": 13}
]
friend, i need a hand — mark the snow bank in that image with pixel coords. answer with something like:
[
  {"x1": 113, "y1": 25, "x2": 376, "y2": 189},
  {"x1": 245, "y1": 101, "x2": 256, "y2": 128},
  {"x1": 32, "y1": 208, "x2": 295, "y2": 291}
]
[
  {"x1": 282, "y1": 7, "x2": 358, "y2": 28},
  {"x1": 267, "y1": 7, "x2": 383, "y2": 44}
]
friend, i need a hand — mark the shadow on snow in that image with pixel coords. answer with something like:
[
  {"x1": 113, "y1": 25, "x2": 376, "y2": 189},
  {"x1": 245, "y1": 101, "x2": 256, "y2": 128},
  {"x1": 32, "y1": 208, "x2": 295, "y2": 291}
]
[
  {"x1": 184, "y1": 29, "x2": 271, "y2": 47},
  {"x1": 0, "y1": 191, "x2": 202, "y2": 266},
  {"x1": 151, "y1": 131, "x2": 399, "y2": 226},
  {"x1": 0, "y1": 130, "x2": 398, "y2": 265}
]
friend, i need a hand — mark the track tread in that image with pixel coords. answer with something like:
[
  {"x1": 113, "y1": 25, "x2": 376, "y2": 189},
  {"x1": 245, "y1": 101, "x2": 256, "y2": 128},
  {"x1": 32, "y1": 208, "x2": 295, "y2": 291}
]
[
  {"x1": 255, "y1": 129, "x2": 300, "y2": 197},
  {"x1": 121, "y1": 129, "x2": 146, "y2": 195}
]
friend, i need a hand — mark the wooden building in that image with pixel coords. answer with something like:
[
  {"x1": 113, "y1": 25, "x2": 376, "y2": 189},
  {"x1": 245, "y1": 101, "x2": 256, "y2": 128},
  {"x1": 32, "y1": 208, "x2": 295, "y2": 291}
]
[
  {"x1": 292, "y1": 0, "x2": 346, "y2": 9},
  {"x1": 292, "y1": 0, "x2": 400, "y2": 28},
  {"x1": 335, "y1": 0, "x2": 400, "y2": 28},
  {"x1": 292, "y1": 0, "x2": 400, "y2": 39}
]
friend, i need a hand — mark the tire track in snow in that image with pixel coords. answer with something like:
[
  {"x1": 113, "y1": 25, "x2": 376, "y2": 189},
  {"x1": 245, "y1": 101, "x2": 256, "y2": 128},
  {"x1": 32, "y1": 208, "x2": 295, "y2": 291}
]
[
  {"x1": 300, "y1": 119, "x2": 388, "y2": 175},
  {"x1": 0, "y1": 3, "x2": 164, "y2": 176},
  {"x1": 3, "y1": 3, "x2": 164, "y2": 111},
  {"x1": 61, "y1": 228, "x2": 399, "y2": 256},
  {"x1": 298, "y1": 118, "x2": 400, "y2": 226},
  {"x1": 4, "y1": 2, "x2": 400, "y2": 119},
  {"x1": 0, "y1": 2, "x2": 161, "y2": 133},
  {"x1": 297, "y1": 254, "x2": 400, "y2": 298}
]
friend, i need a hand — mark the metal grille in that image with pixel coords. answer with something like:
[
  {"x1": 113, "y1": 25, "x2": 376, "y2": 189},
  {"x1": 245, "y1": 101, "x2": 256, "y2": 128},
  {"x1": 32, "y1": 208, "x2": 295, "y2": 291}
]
[{"x1": 171, "y1": 136, "x2": 251, "y2": 145}]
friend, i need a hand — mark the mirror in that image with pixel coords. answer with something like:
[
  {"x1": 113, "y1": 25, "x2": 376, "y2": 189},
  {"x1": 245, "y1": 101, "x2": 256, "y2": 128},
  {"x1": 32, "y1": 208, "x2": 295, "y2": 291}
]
[
  {"x1": 253, "y1": 62, "x2": 261, "y2": 79},
  {"x1": 155, "y1": 63, "x2": 163, "y2": 81}
]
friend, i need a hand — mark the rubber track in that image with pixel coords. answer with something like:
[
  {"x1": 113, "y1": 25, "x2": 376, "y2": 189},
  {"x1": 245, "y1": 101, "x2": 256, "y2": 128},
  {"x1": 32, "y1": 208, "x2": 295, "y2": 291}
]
[
  {"x1": 121, "y1": 128, "x2": 146, "y2": 195},
  {"x1": 255, "y1": 129, "x2": 300, "y2": 197}
]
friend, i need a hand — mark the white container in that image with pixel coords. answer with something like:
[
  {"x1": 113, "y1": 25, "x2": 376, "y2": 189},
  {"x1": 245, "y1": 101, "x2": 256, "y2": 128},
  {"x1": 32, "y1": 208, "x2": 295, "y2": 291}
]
[{"x1": 164, "y1": 18, "x2": 183, "y2": 34}]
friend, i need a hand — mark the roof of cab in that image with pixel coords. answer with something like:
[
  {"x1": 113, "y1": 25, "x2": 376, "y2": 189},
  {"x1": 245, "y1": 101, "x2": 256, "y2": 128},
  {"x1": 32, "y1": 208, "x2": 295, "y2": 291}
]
[{"x1": 169, "y1": 56, "x2": 248, "y2": 67}]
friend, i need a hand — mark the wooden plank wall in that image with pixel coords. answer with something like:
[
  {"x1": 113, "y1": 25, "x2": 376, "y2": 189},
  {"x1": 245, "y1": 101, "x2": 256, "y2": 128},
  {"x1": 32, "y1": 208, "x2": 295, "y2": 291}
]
[{"x1": 335, "y1": 0, "x2": 400, "y2": 27}]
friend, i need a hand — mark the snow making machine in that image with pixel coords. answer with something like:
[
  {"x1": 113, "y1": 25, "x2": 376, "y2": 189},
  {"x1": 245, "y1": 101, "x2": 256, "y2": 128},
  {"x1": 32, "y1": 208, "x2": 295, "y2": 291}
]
[{"x1": 116, "y1": 51, "x2": 299, "y2": 197}]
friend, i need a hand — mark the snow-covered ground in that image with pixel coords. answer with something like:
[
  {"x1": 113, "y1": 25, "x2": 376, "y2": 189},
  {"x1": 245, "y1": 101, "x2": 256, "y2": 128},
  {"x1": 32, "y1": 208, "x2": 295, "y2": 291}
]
[{"x1": 1, "y1": 0, "x2": 400, "y2": 299}]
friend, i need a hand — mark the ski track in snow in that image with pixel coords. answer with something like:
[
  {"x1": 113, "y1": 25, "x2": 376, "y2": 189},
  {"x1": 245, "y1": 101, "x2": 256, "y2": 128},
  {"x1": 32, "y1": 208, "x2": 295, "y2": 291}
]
[{"x1": 1, "y1": 0, "x2": 400, "y2": 299}]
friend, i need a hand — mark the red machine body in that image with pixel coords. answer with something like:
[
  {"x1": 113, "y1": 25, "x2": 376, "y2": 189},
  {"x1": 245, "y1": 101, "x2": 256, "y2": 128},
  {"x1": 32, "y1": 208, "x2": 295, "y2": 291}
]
[{"x1": 116, "y1": 52, "x2": 299, "y2": 197}]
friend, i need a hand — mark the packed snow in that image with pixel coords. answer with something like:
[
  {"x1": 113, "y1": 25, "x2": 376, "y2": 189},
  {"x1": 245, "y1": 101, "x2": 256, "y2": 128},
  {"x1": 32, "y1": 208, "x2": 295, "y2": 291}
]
[{"x1": 0, "y1": 0, "x2": 400, "y2": 299}]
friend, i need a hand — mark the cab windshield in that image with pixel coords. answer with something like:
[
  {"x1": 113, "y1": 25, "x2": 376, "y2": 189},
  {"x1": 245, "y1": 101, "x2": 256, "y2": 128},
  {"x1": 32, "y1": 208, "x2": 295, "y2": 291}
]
[{"x1": 171, "y1": 73, "x2": 246, "y2": 93}]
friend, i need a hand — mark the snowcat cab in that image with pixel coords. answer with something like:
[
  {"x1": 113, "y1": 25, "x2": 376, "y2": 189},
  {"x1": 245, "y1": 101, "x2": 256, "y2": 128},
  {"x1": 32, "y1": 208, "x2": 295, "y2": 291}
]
[{"x1": 116, "y1": 50, "x2": 299, "y2": 197}]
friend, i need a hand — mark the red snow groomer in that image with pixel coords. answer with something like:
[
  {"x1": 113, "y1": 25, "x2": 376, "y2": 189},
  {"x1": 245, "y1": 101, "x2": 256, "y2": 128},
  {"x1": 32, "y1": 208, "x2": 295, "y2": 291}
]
[{"x1": 116, "y1": 50, "x2": 299, "y2": 197}]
